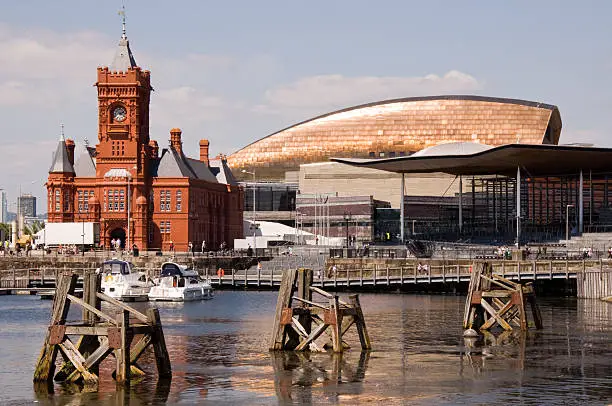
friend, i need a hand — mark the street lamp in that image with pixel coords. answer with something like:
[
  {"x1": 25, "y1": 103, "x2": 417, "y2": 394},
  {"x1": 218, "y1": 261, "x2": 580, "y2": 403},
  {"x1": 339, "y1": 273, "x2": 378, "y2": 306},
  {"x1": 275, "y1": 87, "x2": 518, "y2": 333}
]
[
  {"x1": 566, "y1": 204, "x2": 575, "y2": 242},
  {"x1": 242, "y1": 169, "x2": 257, "y2": 257},
  {"x1": 126, "y1": 165, "x2": 137, "y2": 252}
]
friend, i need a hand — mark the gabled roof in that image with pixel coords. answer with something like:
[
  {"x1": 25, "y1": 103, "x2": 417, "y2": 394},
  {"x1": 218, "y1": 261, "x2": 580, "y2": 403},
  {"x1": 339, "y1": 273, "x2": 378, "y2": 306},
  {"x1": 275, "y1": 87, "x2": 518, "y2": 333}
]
[
  {"x1": 209, "y1": 159, "x2": 238, "y2": 185},
  {"x1": 186, "y1": 158, "x2": 218, "y2": 183},
  {"x1": 156, "y1": 148, "x2": 194, "y2": 178},
  {"x1": 49, "y1": 139, "x2": 75, "y2": 174},
  {"x1": 155, "y1": 148, "x2": 218, "y2": 182},
  {"x1": 74, "y1": 144, "x2": 96, "y2": 177},
  {"x1": 110, "y1": 37, "x2": 137, "y2": 71}
]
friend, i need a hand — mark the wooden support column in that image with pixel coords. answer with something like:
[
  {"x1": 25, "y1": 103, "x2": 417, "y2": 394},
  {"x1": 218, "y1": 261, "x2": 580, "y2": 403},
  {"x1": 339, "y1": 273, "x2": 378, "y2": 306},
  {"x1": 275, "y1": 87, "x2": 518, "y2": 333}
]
[
  {"x1": 115, "y1": 310, "x2": 131, "y2": 384},
  {"x1": 329, "y1": 295, "x2": 343, "y2": 353},
  {"x1": 147, "y1": 308, "x2": 172, "y2": 378},
  {"x1": 270, "y1": 269, "x2": 298, "y2": 350},
  {"x1": 349, "y1": 294, "x2": 371, "y2": 350},
  {"x1": 33, "y1": 272, "x2": 77, "y2": 383}
]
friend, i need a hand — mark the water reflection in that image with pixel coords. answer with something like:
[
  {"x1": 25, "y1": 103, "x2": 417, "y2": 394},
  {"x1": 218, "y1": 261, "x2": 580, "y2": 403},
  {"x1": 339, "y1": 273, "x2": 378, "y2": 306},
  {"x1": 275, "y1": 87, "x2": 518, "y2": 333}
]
[
  {"x1": 33, "y1": 377, "x2": 171, "y2": 405},
  {"x1": 270, "y1": 351, "x2": 370, "y2": 404},
  {"x1": 1, "y1": 293, "x2": 612, "y2": 404},
  {"x1": 462, "y1": 331, "x2": 528, "y2": 374}
]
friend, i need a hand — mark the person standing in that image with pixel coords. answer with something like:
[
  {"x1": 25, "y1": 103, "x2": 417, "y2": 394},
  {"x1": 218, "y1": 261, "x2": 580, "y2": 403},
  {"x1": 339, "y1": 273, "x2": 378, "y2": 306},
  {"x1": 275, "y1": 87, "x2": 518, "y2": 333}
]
[
  {"x1": 201, "y1": 240, "x2": 206, "y2": 254},
  {"x1": 188, "y1": 241, "x2": 193, "y2": 256},
  {"x1": 169, "y1": 241, "x2": 174, "y2": 254}
]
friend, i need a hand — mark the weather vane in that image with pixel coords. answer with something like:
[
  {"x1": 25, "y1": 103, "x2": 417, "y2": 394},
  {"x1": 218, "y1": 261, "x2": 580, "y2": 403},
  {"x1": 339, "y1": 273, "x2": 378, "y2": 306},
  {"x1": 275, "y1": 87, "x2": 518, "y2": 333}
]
[
  {"x1": 60, "y1": 123, "x2": 65, "y2": 141},
  {"x1": 118, "y1": 5, "x2": 127, "y2": 39}
]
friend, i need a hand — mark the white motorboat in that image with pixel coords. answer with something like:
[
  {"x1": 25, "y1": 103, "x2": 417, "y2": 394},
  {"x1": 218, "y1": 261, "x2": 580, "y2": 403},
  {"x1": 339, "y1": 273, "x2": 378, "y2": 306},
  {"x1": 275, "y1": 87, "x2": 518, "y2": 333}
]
[
  {"x1": 98, "y1": 259, "x2": 153, "y2": 300},
  {"x1": 148, "y1": 262, "x2": 214, "y2": 302}
]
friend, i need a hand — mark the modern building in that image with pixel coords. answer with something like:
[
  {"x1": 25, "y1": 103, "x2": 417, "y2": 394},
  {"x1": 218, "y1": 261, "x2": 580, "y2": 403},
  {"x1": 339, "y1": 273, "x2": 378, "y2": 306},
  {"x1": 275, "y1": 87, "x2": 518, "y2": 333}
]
[
  {"x1": 228, "y1": 96, "x2": 562, "y2": 180},
  {"x1": 242, "y1": 181, "x2": 297, "y2": 224},
  {"x1": 295, "y1": 194, "x2": 390, "y2": 243},
  {"x1": 18, "y1": 194, "x2": 36, "y2": 218},
  {"x1": 46, "y1": 25, "x2": 243, "y2": 250},
  {"x1": 0, "y1": 191, "x2": 7, "y2": 223},
  {"x1": 333, "y1": 142, "x2": 612, "y2": 244}
]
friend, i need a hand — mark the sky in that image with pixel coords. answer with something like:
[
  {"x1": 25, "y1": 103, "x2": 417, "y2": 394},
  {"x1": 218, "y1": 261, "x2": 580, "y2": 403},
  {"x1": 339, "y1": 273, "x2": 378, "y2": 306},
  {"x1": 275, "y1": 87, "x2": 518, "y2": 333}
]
[{"x1": 1, "y1": 0, "x2": 611, "y2": 210}]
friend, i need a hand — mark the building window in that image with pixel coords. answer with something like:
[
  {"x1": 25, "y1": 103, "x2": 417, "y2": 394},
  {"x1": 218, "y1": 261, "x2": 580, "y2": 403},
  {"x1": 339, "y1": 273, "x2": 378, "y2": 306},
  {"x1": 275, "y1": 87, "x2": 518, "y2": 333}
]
[
  {"x1": 55, "y1": 189, "x2": 60, "y2": 212},
  {"x1": 379, "y1": 152, "x2": 385, "y2": 158},
  {"x1": 119, "y1": 189, "x2": 125, "y2": 211},
  {"x1": 84, "y1": 191, "x2": 90, "y2": 212},
  {"x1": 160, "y1": 190, "x2": 171, "y2": 212},
  {"x1": 78, "y1": 191, "x2": 84, "y2": 213},
  {"x1": 399, "y1": 151, "x2": 406, "y2": 157},
  {"x1": 176, "y1": 190, "x2": 182, "y2": 212},
  {"x1": 63, "y1": 191, "x2": 70, "y2": 211},
  {"x1": 389, "y1": 151, "x2": 396, "y2": 158},
  {"x1": 369, "y1": 152, "x2": 375, "y2": 158},
  {"x1": 149, "y1": 190, "x2": 154, "y2": 211},
  {"x1": 160, "y1": 221, "x2": 171, "y2": 234}
]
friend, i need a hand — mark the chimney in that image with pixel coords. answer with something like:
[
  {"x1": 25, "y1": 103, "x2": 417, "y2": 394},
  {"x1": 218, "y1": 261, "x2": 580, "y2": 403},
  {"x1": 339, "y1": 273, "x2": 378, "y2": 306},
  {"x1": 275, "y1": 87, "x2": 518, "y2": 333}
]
[
  {"x1": 149, "y1": 140, "x2": 159, "y2": 158},
  {"x1": 65, "y1": 138, "x2": 75, "y2": 166},
  {"x1": 199, "y1": 139, "x2": 210, "y2": 165},
  {"x1": 169, "y1": 128, "x2": 182, "y2": 154}
]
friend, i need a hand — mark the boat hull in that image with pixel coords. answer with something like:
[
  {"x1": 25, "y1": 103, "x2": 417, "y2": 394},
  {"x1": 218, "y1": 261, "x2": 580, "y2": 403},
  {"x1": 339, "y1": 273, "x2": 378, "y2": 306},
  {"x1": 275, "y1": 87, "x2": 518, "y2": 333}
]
[{"x1": 148, "y1": 285, "x2": 214, "y2": 302}]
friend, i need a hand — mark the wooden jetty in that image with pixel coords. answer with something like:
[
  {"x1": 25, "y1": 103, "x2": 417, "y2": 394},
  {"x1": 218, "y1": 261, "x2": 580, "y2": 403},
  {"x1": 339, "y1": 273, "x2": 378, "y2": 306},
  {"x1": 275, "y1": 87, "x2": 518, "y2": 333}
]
[
  {"x1": 2, "y1": 259, "x2": 611, "y2": 298},
  {"x1": 463, "y1": 262, "x2": 543, "y2": 332},
  {"x1": 33, "y1": 271, "x2": 171, "y2": 387},
  {"x1": 270, "y1": 268, "x2": 371, "y2": 353}
]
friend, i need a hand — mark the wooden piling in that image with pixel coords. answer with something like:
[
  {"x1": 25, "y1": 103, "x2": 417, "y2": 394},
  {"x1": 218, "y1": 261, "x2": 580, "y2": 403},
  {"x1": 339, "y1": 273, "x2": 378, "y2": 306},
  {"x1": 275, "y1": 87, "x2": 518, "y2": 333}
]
[
  {"x1": 463, "y1": 262, "x2": 543, "y2": 333},
  {"x1": 270, "y1": 268, "x2": 371, "y2": 353},
  {"x1": 33, "y1": 270, "x2": 171, "y2": 388}
]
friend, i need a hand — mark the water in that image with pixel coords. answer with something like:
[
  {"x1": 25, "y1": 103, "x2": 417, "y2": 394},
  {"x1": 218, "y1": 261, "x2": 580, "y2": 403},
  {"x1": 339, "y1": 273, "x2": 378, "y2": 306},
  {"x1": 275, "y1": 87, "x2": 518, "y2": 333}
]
[{"x1": 0, "y1": 292, "x2": 610, "y2": 405}]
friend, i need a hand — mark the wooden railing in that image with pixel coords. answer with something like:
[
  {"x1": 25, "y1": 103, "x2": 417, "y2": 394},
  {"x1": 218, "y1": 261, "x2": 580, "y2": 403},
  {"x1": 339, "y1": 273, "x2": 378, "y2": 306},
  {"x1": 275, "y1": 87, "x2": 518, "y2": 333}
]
[{"x1": 0, "y1": 260, "x2": 609, "y2": 291}]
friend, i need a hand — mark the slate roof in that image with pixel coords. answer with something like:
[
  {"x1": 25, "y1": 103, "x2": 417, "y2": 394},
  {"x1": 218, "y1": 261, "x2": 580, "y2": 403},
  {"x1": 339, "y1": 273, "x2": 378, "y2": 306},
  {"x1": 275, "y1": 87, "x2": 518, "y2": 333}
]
[
  {"x1": 73, "y1": 144, "x2": 96, "y2": 177},
  {"x1": 49, "y1": 139, "x2": 75, "y2": 174},
  {"x1": 209, "y1": 159, "x2": 238, "y2": 185},
  {"x1": 154, "y1": 147, "x2": 218, "y2": 183},
  {"x1": 110, "y1": 37, "x2": 137, "y2": 71}
]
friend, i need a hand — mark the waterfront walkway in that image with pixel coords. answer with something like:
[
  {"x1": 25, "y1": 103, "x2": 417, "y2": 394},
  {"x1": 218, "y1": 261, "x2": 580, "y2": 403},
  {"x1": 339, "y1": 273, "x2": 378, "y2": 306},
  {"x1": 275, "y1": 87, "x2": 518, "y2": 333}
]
[{"x1": 0, "y1": 260, "x2": 605, "y2": 293}]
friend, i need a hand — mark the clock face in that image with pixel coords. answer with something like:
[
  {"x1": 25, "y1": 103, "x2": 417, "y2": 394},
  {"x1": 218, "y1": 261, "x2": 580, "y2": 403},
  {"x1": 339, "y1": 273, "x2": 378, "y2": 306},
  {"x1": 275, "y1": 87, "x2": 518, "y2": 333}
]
[{"x1": 112, "y1": 106, "x2": 127, "y2": 122}]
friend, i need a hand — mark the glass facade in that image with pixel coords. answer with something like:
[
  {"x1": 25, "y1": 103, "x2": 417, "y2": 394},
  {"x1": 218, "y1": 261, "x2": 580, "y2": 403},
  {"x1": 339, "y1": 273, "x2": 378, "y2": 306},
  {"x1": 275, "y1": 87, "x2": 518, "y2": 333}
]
[
  {"x1": 377, "y1": 172, "x2": 612, "y2": 244},
  {"x1": 243, "y1": 182, "x2": 297, "y2": 212}
]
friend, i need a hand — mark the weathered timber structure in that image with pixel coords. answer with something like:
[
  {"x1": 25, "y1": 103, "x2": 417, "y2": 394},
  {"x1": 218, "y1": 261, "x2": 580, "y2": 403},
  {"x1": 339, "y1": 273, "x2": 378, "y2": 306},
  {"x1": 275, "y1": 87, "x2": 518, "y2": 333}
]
[
  {"x1": 33, "y1": 271, "x2": 171, "y2": 387},
  {"x1": 463, "y1": 262, "x2": 543, "y2": 332},
  {"x1": 270, "y1": 268, "x2": 371, "y2": 352}
]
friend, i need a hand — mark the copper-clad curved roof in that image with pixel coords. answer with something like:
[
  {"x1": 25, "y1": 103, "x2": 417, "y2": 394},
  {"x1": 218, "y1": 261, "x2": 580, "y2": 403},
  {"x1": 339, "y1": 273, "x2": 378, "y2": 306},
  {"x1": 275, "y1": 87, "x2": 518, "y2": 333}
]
[{"x1": 228, "y1": 95, "x2": 562, "y2": 179}]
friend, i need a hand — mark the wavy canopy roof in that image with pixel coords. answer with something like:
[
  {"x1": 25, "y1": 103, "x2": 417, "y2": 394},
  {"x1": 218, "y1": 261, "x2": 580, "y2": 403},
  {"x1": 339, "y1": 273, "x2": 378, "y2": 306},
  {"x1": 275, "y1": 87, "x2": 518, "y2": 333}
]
[
  {"x1": 331, "y1": 144, "x2": 612, "y2": 177},
  {"x1": 228, "y1": 95, "x2": 562, "y2": 180}
]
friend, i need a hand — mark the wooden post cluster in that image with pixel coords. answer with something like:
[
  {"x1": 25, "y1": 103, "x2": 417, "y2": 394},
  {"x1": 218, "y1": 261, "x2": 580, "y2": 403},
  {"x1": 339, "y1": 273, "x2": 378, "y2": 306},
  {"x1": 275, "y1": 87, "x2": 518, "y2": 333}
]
[
  {"x1": 33, "y1": 271, "x2": 171, "y2": 387},
  {"x1": 463, "y1": 262, "x2": 543, "y2": 332},
  {"x1": 270, "y1": 268, "x2": 371, "y2": 352}
]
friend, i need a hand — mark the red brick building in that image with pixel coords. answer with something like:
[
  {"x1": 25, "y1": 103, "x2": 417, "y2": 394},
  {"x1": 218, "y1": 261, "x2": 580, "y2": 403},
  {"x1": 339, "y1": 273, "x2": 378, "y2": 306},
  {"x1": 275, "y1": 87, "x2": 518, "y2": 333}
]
[{"x1": 46, "y1": 28, "x2": 243, "y2": 251}]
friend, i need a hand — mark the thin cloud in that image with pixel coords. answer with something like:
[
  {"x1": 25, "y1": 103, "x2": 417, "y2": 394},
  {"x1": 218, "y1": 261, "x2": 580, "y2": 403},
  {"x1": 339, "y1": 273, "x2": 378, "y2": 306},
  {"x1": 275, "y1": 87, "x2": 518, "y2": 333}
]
[{"x1": 262, "y1": 70, "x2": 482, "y2": 110}]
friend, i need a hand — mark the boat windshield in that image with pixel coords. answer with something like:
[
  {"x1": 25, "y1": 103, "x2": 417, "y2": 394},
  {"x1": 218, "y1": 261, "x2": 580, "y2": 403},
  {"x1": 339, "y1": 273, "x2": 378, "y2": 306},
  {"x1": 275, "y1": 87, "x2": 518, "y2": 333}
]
[
  {"x1": 101, "y1": 261, "x2": 131, "y2": 275},
  {"x1": 161, "y1": 263, "x2": 195, "y2": 278}
]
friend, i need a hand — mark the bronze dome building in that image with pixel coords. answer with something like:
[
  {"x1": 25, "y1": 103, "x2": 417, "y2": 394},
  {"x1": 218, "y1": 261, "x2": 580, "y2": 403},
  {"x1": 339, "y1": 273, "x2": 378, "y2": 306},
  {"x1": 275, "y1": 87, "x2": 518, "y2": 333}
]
[{"x1": 228, "y1": 95, "x2": 562, "y2": 179}]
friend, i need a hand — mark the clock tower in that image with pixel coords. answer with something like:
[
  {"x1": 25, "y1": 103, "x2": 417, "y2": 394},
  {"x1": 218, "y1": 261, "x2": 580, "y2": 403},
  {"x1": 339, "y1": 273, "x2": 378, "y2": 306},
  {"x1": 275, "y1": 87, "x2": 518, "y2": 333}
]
[
  {"x1": 93, "y1": 21, "x2": 153, "y2": 251},
  {"x1": 95, "y1": 25, "x2": 152, "y2": 179}
]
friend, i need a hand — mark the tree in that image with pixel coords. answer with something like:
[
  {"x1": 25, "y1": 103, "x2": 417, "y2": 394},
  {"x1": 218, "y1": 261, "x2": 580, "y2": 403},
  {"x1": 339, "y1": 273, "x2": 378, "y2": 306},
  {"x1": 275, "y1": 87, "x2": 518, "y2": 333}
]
[{"x1": 0, "y1": 223, "x2": 11, "y2": 241}]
